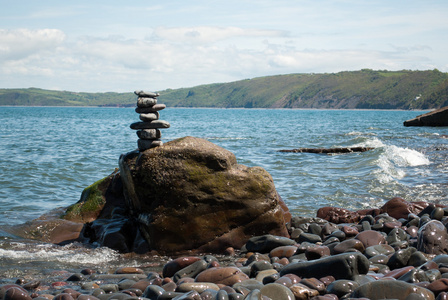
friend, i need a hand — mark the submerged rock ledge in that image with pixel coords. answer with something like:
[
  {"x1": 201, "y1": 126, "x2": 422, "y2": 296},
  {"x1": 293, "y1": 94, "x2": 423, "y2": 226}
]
[{"x1": 404, "y1": 106, "x2": 448, "y2": 127}]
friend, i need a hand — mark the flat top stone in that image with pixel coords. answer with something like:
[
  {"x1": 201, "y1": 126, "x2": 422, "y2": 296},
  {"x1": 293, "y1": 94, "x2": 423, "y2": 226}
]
[
  {"x1": 134, "y1": 90, "x2": 160, "y2": 98},
  {"x1": 130, "y1": 120, "x2": 170, "y2": 130}
]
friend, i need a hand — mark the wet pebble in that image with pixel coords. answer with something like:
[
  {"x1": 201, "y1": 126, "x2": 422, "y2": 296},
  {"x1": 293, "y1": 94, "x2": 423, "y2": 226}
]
[
  {"x1": 355, "y1": 230, "x2": 386, "y2": 248},
  {"x1": 259, "y1": 283, "x2": 295, "y2": 300},
  {"x1": 115, "y1": 267, "x2": 144, "y2": 274},
  {"x1": 326, "y1": 279, "x2": 359, "y2": 298},
  {"x1": 4, "y1": 287, "x2": 33, "y2": 300},
  {"x1": 195, "y1": 267, "x2": 249, "y2": 286}
]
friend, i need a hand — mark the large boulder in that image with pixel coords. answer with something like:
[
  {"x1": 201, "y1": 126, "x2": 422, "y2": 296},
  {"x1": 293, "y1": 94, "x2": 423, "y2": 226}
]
[
  {"x1": 7, "y1": 137, "x2": 290, "y2": 254},
  {"x1": 120, "y1": 136, "x2": 290, "y2": 254}
]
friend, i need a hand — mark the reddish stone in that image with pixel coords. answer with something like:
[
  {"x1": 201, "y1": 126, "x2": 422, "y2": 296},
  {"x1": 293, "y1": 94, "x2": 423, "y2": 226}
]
[
  {"x1": 281, "y1": 274, "x2": 302, "y2": 285},
  {"x1": 355, "y1": 230, "x2": 386, "y2": 248},
  {"x1": 53, "y1": 293, "x2": 74, "y2": 300},
  {"x1": 278, "y1": 194, "x2": 292, "y2": 224},
  {"x1": 4, "y1": 287, "x2": 31, "y2": 300},
  {"x1": 379, "y1": 197, "x2": 428, "y2": 220},
  {"x1": 208, "y1": 261, "x2": 220, "y2": 268},
  {"x1": 162, "y1": 257, "x2": 202, "y2": 278},
  {"x1": 316, "y1": 207, "x2": 362, "y2": 223},
  {"x1": 80, "y1": 269, "x2": 95, "y2": 275},
  {"x1": 121, "y1": 290, "x2": 137, "y2": 297},
  {"x1": 341, "y1": 226, "x2": 359, "y2": 237},
  {"x1": 305, "y1": 246, "x2": 331, "y2": 260},
  {"x1": 150, "y1": 278, "x2": 163, "y2": 286},
  {"x1": 224, "y1": 247, "x2": 235, "y2": 256},
  {"x1": 383, "y1": 266, "x2": 415, "y2": 279},
  {"x1": 277, "y1": 258, "x2": 290, "y2": 266},
  {"x1": 61, "y1": 289, "x2": 80, "y2": 299},
  {"x1": 115, "y1": 267, "x2": 144, "y2": 274},
  {"x1": 319, "y1": 276, "x2": 335, "y2": 286},
  {"x1": 316, "y1": 198, "x2": 435, "y2": 224},
  {"x1": 406, "y1": 226, "x2": 419, "y2": 238},
  {"x1": 129, "y1": 279, "x2": 152, "y2": 291},
  {"x1": 384, "y1": 222, "x2": 402, "y2": 233},
  {"x1": 275, "y1": 277, "x2": 293, "y2": 287},
  {"x1": 269, "y1": 246, "x2": 298, "y2": 258},
  {"x1": 333, "y1": 239, "x2": 365, "y2": 254},
  {"x1": 427, "y1": 278, "x2": 448, "y2": 294},
  {"x1": 420, "y1": 261, "x2": 439, "y2": 271},
  {"x1": 50, "y1": 282, "x2": 67, "y2": 288},
  {"x1": 300, "y1": 278, "x2": 326, "y2": 294},
  {"x1": 195, "y1": 267, "x2": 249, "y2": 286}
]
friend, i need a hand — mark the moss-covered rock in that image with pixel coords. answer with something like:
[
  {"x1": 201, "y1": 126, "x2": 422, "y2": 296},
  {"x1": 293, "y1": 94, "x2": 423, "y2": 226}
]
[
  {"x1": 127, "y1": 136, "x2": 290, "y2": 254},
  {"x1": 64, "y1": 169, "x2": 124, "y2": 223}
]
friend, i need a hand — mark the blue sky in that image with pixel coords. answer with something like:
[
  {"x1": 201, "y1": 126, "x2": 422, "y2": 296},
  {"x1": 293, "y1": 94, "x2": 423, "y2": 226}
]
[{"x1": 0, "y1": 1, "x2": 447, "y2": 92}]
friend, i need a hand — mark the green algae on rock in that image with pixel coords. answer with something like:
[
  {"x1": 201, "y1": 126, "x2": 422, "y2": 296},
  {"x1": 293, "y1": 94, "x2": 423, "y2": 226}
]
[
  {"x1": 64, "y1": 171, "x2": 115, "y2": 223},
  {"x1": 127, "y1": 136, "x2": 290, "y2": 254}
]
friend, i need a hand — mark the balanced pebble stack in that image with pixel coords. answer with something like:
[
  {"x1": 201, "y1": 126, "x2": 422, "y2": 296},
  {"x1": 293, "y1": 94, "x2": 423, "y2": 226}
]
[{"x1": 130, "y1": 90, "x2": 170, "y2": 151}]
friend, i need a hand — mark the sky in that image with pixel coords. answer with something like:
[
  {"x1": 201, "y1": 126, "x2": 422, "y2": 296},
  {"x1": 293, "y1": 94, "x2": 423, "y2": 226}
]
[{"x1": 0, "y1": 0, "x2": 447, "y2": 92}]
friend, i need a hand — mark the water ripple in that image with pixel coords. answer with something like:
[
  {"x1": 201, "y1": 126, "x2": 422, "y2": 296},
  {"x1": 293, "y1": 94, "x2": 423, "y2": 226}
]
[{"x1": 0, "y1": 107, "x2": 447, "y2": 226}]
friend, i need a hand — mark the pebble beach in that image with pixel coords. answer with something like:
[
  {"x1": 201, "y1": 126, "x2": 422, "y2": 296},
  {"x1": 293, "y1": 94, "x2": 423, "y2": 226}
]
[{"x1": 2, "y1": 198, "x2": 448, "y2": 300}]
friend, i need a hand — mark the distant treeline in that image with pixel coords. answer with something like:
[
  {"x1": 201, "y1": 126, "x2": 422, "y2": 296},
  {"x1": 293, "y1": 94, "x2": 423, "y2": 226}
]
[{"x1": 1, "y1": 69, "x2": 447, "y2": 109}]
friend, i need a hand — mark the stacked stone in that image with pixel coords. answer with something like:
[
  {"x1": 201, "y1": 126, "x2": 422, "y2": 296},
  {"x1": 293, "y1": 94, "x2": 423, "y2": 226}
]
[{"x1": 130, "y1": 90, "x2": 170, "y2": 151}]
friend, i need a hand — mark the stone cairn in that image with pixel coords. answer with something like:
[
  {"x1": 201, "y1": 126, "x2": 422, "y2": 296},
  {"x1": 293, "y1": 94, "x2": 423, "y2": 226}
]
[{"x1": 130, "y1": 90, "x2": 170, "y2": 151}]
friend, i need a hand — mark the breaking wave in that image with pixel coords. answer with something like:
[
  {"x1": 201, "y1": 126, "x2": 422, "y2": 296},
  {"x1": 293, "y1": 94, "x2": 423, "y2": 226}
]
[
  {"x1": 0, "y1": 242, "x2": 119, "y2": 266},
  {"x1": 354, "y1": 137, "x2": 430, "y2": 183}
]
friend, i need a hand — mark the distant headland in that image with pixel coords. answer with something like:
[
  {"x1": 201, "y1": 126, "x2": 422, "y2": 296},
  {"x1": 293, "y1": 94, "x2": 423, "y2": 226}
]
[{"x1": 1, "y1": 69, "x2": 447, "y2": 109}]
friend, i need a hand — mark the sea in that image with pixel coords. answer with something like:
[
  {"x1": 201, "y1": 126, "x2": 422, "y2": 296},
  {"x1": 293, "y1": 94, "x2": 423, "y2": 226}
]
[{"x1": 0, "y1": 107, "x2": 447, "y2": 277}]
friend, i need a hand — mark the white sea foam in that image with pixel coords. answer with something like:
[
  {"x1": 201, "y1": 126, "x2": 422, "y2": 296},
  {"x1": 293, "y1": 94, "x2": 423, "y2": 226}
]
[
  {"x1": 353, "y1": 137, "x2": 386, "y2": 148},
  {"x1": 353, "y1": 137, "x2": 431, "y2": 183},
  {"x1": 375, "y1": 154, "x2": 406, "y2": 183},
  {"x1": 0, "y1": 242, "x2": 119, "y2": 265},
  {"x1": 385, "y1": 145, "x2": 431, "y2": 167},
  {"x1": 346, "y1": 131, "x2": 376, "y2": 136},
  {"x1": 418, "y1": 132, "x2": 440, "y2": 137},
  {"x1": 207, "y1": 137, "x2": 248, "y2": 140}
]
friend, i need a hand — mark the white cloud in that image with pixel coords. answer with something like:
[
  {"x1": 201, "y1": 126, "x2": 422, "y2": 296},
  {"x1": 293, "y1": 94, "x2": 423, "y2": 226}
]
[
  {"x1": 151, "y1": 26, "x2": 287, "y2": 44},
  {"x1": 0, "y1": 7, "x2": 446, "y2": 93},
  {"x1": 0, "y1": 29, "x2": 65, "y2": 61}
]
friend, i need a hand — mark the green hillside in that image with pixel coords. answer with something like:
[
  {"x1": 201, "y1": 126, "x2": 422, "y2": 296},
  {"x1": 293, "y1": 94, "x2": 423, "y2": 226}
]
[
  {"x1": 1, "y1": 69, "x2": 448, "y2": 109},
  {"x1": 0, "y1": 88, "x2": 135, "y2": 107},
  {"x1": 158, "y1": 69, "x2": 448, "y2": 109}
]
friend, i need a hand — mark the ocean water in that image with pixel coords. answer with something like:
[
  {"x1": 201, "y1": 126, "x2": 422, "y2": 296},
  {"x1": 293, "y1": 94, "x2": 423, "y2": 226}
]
[{"x1": 0, "y1": 107, "x2": 447, "y2": 273}]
